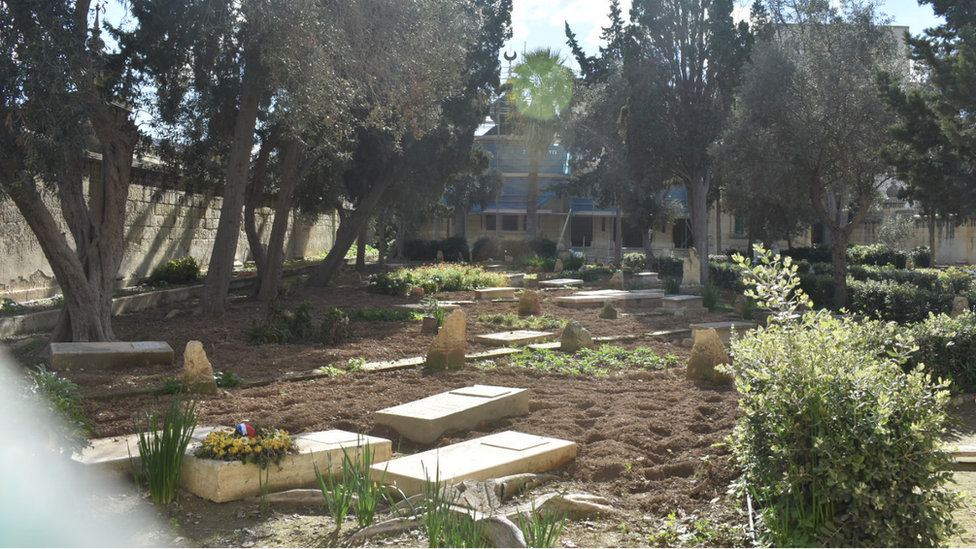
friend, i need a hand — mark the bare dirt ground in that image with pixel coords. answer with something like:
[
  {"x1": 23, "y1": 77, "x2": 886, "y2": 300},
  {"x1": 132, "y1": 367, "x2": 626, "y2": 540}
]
[{"x1": 17, "y1": 271, "x2": 755, "y2": 547}]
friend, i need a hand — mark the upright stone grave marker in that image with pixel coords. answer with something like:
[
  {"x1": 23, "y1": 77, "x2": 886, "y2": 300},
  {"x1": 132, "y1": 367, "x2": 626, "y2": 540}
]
[{"x1": 426, "y1": 310, "x2": 466, "y2": 370}]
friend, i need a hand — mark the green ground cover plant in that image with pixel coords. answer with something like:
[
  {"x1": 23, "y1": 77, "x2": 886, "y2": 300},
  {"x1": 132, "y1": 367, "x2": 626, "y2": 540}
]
[
  {"x1": 24, "y1": 365, "x2": 97, "y2": 455},
  {"x1": 346, "y1": 309, "x2": 422, "y2": 322},
  {"x1": 476, "y1": 313, "x2": 565, "y2": 330},
  {"x1": 511, "y1": 346, "x2": 678, "y2": 377},
  {"x1": 518, "y1": 500, "x2": 568, "y2": 548},
  {"x1": 149, "y1": 256, "x2": 200, "y2": 286},
  {"x1": 725, "y1": 247, "x2": 959, "y2": 547},
  {"x1": 367, "y1": 265, "x2": 506, "y2": 296}
]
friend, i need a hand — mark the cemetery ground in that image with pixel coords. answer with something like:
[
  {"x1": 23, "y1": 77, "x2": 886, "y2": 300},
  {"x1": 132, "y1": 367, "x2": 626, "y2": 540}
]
[{"x1": 9, "y1": 270, "x2": 752, "y2": 547}]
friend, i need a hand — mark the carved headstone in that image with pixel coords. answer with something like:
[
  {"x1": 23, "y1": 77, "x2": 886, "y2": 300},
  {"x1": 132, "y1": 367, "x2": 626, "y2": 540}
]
[
  {"x1": 560, "y1": 320, "x2": 595, "y2": 353},
  {"x1": 609, "y1": 270, "x2": 625, "y2": 290},
  {"x1": 686, "y1": 328, "x2": 732, "y2": 384},
  {"x1": 599, "y1": 300, "x2": 618, "y2": 319},
  {"x1": 553, "y1": 259, "x2": 564, "y2": 273},
  {"x1": 682, "y1": 247, "x2": 702, "y2": 286},
  {"x1": 951, "y1": 296, "x2": 970, "y2": 319},
  {"x1": 183, "y1": 341, "x2": 218, "y2": 395},
  {"x1": 518, "y1": 290, "x2": 542, "y2": 316},
  {"x1": 426, "y1": 310, "x2": 467, "y2": 370}
]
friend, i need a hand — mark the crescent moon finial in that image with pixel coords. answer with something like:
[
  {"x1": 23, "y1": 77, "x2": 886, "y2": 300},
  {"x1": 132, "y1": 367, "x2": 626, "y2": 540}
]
[{"x1": 504, "y1": 51, "x2": 517, "y2": 62}]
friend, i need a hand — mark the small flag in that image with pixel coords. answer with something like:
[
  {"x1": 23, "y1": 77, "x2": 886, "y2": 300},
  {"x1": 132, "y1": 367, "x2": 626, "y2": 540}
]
[{"x1": 235, "y1": 422, "x2": 256, "y2": 438}]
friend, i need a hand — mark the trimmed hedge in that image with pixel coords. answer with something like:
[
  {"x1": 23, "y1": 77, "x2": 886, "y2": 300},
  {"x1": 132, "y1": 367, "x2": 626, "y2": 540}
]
[
  {"x1": 403, "y1": 237, "x2": 470, "y2": 262},
  {"x1": 654, "y1": 255, "x2": 684, "y2": 279},
  {"x1": 907, "y1": 312, "x2": 976, "y2": 393},
  {"x1": 708, "y1": 262, "x2": 746, "y2": 293}
]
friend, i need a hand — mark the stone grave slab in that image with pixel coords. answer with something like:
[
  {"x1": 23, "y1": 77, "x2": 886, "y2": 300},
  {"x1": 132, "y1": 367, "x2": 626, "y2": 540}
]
[
  {"x1": 662, "y1": 295, "x2": 703, "y2": 308},
  {"x1": 73, "y1": 426, "x2": 222, "y2": 479},
  {"x1": 634, "y1": 272, "x2": 659, "y2": 284},
  {"x1": 362, "y1": 357, "x2": 426, "y2": 372},
  {"x1": 474, "y1": 287, "x2": 518, "y2": 301},
  {"x1": 375, "y1": 385, "x2": 529, "y2": 445},
  {"x1": 555, "y1": 290, "x2": 663, "y2": 309},
  {"x1": 181, "y1": 430, "x2": 391, "y2": 503},
  {"x1": 539, "y1": 278, "x2": 584, "y2": 288},
  {"x1": 50, "y1": 341, "x2": 174, "y2": 370},
  {"x1": 483, "y1": 264, "x2": 506, "y2": 272},
  {"x1": 465, "y1": 347, "x2": 520, "y2": 360},
  {"x1": 504, "y1": 273, "x2": 525, "y2": 286},
  {"x1": 371, "y1": 431, "x2": 577, "y2": 497},
  {"x1": 473, "y1": 330, "x2": 555, "y2": 346},
  {"x1": 689, "y1": 321, "x2": 758, "y2": 345},
  {"x1": 527, "y1": 341, "x2": 561, "y2": 350},
  {"x1": 392, "y1": 303, "x2": 461, "y2": 312}
]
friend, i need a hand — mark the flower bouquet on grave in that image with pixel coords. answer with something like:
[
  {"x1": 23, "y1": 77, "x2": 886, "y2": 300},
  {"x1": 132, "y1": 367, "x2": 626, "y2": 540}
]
[
  {"x1": 196, "y1": 423, "x2": 299, "y2": 469},
  {"x1": 196, "y1": 423, "x2": 299, "y2": 513}
]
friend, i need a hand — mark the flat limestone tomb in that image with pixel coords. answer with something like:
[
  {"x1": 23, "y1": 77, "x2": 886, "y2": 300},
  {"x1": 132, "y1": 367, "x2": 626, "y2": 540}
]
[
  {"x1": 50, "y1": 341, "x2": 174, "y2": 370},
  {"x1": 474, "y1": 287, "x2": 518, "y2": 301},
  {"x1": 634, "y1": 272, "x2": 660, "y2": 284},
  {"x1": 539, "y1": 278, "x2": 584, "y2": 288},
  {"x1": 73, "y1": 425, "x2": 223, "y2": 479},
  {"x1": 661, "y1": 295, "x2": 703, "y2": 309},
  {"x1": 555, "y1": 290, "x2": 663, "y2": 309},
  {"x1": 374, "y1": 385, "x2": 529, "y2": 444},
  {"x1": 392, "y1": 303, "x2": 461, "y2": 312},
  {"x1": 473, "y1": 330, "x2": 555, "y2": 346},
  {"x1": 371, "y1": 431, "x2": 577, "y2": 496},
  {"x1": 689, "y1": 321, "x2": 759, "y2": 345},
  {"x1": 181, "y1": 430, "x2": 391, "y2": 503}
]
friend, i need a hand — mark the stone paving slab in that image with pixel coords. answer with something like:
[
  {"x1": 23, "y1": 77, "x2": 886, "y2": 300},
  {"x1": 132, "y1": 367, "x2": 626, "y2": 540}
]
[
  {"x1": 362, "y1": 357, "x2": 427, "y2": 372},
  {"x1": 474, "y1": 287, "x2": 519, "y2": 301},
  {"x1": 181, "y1": 430, "x2": 391, "y2": 503},
  {"x1": 371, "y1": 431, "x2": 577, "y2": 497},
  {"x1": 465, "y1": 348, "x2": 520, "y2": 360},
  {"x1": 538, "y1": 278, "x2": 584, "y2": 288},
  {"x1": 375, "y1": 385, "x2": 529, "y2": 444},
  {"x1": 473, "y1": 330, "x2": 556, "y2": 346},
  {"x1": 50, "y1": 341, "x2": 174, "y2": 370},
  {"x1": 689, "y1": 321, "x2": 759, "y2": 345}
]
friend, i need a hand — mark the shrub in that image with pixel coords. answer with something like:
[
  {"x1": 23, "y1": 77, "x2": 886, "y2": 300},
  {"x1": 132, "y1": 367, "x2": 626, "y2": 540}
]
[
  {"x1": 700, "y1": 282, "x2": 720, "y2": 312},
  {"x1": 150, "y1": 256, "x2": 200, "y2": 286},
  {"x1": 561, "y1": 268, "x2": 598, "y2": 282},
  {"x1": 515, "y1": 254, "x2": 556, "y2": 273},
  {"x1": 471, "y1": 237, "x2": 502, "y2": 262},
  {"x1": 848, "y1": 279, "x2": 953, "y2": 323},
  {"x1": 662, "y1": 277, "x2": 681, "y2": 295},
  {"x1": 561, "y1": 254, "x2": 585, "y2": 271},
  {"x1": 727, "y1": 248, "x2": 959, "y2": 547},
  {"x1": 708, "y1": 262, "x2": 745, "y2": 292},
  {"x1": 781, "y1": 244, "x2": 832, "y2": 263},
  {"x1": 511, "y1": 346, "x2": 678, "y2": 376},
  {"x1": 654, "y1": 255, "x2": 683, "y2": 279},
  {"x1": 622, "y1": 252, "x2": 647, "y2": 271},
  {"x1": 906, "y1": 312, "x2": 976, "y2": 394},
  {"x1": 528, "y1": 237, "x2": 557, "y2": 258},
  {"x1": 909, "y1": 245, "x2": 931, "y2": 268},
  {"x1": 798, "y1": 274, "x2": 836, "y2": 310},
  {"x1": 367, "y1": 269, "x2": 414, "y2": 296},
  {"x1": 403, "y1": 239, "x2": 438, "y2": 261},
  {"x1": 346, "y1": 309, "x2": 421, "y2": 322},
  {"x1": 439, "y1": 236, "x2": 470, "y2": 262},
  {"x1": 476, "y1": 313, "x2": 565, "y2": 330},
  {"x1": 848, "y1": 243, "x2": 907, "y2": 268}
]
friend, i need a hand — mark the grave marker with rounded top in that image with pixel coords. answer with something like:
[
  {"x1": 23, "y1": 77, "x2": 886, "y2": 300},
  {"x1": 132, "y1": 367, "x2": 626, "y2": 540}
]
[{"x1": 426, "y1": 310, "x2": 467, "y2": 370}]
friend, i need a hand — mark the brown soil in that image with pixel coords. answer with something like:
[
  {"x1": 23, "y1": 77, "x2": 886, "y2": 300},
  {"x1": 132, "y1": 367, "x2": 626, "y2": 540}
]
[{"x1": 39, "y1": 272, "x2": 753, "y2": 547}]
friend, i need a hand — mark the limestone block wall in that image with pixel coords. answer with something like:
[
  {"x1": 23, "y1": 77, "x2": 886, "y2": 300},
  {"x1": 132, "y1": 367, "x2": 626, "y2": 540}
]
[
  {"x1": 0, "y1": 181, "x2": 338, "y2": 302},
  {"x1": 851, "y1": 217, "x2": 976, "y2": 266}
]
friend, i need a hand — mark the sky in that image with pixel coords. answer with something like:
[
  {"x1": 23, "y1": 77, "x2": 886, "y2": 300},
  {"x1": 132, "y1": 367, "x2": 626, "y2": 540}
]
[{"x1": 506, "y1": 0, "x2": 946, "y2": 72}]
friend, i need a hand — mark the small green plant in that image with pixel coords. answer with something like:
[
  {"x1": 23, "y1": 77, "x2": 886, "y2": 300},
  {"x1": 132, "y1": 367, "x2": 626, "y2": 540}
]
[
  {"x1": 0, "y1": 297, "x2": 24, "y2": 315},
  {"x1": 648, "y1": 510, "x2": 747, "y2": 547},
  {"x1": 421, "y1": 468, "x2": 487, "y2": 548},
  {"x1": 150, "y1": 256, "x2": 200, "y2": 286},
  {"x1": 349, "y1": 442, "x2": 388, "y2": 528},
  {"x1": 663, "y1": 277, "x2": 681, "y2": 295},
  {"x1": 367, "y1": 264, "x2": 506, "y2": 296},
  {"x1": 700, "y1": 282, "x2": 720, "y2": 311},
  {"x1": 24, "y1": 365, "x2": 98, "y2": 455},
  {"x1": 346, "y1": 309, "x2": 422, "y2": 322},
  {"x1": 421, "y1": 296, "x2": 446, "y2": 327},
  {"x1": 137, "y1": 397, "x2": 198, "y2": 504},
  {"x1": 245, "y1": 300, "x2": 315, "y2": 345},
  {"x1": 320, "y1": 307, "x2": 352, "y2": 346},
  {"x1": 315, "y1": 458, "x2": 355, "y2": 528},
  {"x1": 476, "y1": 313, "x2": 565, "y2": 330},
  {"x1": 517, "y1": 500, "x2": 568, "y2": 548},
  {"x1": 160, "y1": 376, "x2": 183, "y2": 395},
  {"x1": 315, "y1": 365, "x2": 347, "y2": 376},
  {"x1": 740, "y1": 296, "x2": 757, "y2": 320},
  {"x1": 214, "y1": 370, "x2": 244, "y2": 388}
]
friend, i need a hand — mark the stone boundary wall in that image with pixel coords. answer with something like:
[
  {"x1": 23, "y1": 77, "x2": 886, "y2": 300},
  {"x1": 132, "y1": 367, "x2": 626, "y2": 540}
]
[{"x1": 0, "y1": 166, "x2": 338, "y2": 302}]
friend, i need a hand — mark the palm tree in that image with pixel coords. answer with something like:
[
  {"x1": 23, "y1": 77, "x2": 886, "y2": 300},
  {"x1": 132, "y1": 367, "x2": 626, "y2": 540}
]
[{"x1": 508, "y1": 48, "x2": 574, "y2": 240}]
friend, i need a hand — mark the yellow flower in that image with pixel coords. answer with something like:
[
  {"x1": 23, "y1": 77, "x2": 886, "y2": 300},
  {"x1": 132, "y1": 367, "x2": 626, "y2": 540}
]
[{"x1": 254, "y1": 445, "x2": 263, "y2": 453}]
